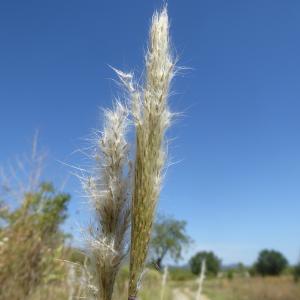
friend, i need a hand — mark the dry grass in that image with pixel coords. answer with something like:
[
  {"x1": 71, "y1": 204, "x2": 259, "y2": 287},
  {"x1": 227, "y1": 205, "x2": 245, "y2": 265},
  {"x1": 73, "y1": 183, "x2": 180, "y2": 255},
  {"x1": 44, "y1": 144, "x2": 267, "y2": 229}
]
[
  {"x1": 0, "y1": 140, "x2": 70, "y2": 300},
  {"x1": 77, "y1": 7, "x2": 176, "y2": 300},
  {"x1": 112, "y1": 268, "x2": 172, "y2": 300},
  {"x1": 0, "y1": 185, "x2": 70, "y2": 300},
  {"x1": 82, "y1": 103, "x2": 131, "y2": 300},
  {"x1": 0, "y1": 7, "x2": 178, "y2": 300},
  {"x1": 0, "y1": 219, "x2": 63, "y2": 299},
  {"x1": 24, "y1": 267, "x2": 172, "y2": 300},
  {"x1": 205, "y1": 276, "x2": 300, "y2": 300},
  {"x1": 125, "y1": 7, "x2": 175, "y2": 298}
]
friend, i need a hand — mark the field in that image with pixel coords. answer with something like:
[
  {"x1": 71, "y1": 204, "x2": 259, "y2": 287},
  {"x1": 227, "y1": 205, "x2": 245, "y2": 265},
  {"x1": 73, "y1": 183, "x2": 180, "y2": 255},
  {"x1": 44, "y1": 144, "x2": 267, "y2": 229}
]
[
  {"x1": 31, "y1": 270, "x2": 300, "y2": 300},
  {"x1": 134, "y1": 273, "x2": 300, "y2": 300},
  {"x1": 167, "y1": 275, "x2": 300, "y2": 300},
  {"x1": 204, "y1": 276, "x2": 300, "y2": 300}
]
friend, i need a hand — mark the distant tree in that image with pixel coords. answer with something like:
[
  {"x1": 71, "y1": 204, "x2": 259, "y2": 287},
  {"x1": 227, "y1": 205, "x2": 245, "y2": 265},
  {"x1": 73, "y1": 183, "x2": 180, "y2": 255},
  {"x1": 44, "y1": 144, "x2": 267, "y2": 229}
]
[
  {"x1": 150, "y1": 215, "x2": 192, "y2": 269},
  {"x1": 189, "y1": 251, "x2": 221, "y2": 276},
  {"x1": 254, "y1": 249, "x2": 288, "y2": 276}
]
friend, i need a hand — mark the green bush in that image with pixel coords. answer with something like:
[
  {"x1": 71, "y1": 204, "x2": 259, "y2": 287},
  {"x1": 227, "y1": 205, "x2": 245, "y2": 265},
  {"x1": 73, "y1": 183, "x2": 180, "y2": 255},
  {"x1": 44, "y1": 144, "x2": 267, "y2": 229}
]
[
  {"x1": 254, "y1": 249, "x2": 288, "y2": 276},
  {"x1": 189, "y1": 251, "x2": 221, "y2": 276},
  {"x1": 226, "y1": 269, "x2": 234, "y2": 280},
  {"x1": 0, "y1": 183, "x2": 70, "y2": 299},
  {"x1": 169, "y1": 267, "x2": 197, "y2": 281}
]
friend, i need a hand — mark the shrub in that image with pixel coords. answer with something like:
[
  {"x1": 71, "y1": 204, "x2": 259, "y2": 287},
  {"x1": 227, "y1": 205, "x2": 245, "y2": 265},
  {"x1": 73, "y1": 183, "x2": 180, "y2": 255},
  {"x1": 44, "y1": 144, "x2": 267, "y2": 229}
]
[
  {"x1": 254, "y1": 249, "x2": 288, "y2": 276},
  {"x1": 0, "y1": 183, "x2": 70, "y2": 299},
  {"x1": 169, "y1": 267, "x2": 197, "y2": 281},
  {"x1": 226, "y1": 269, "x2": 234, "y2": 280},
  {"x1": 189, "y1": 251, "x2": 221, "y2": 276}
]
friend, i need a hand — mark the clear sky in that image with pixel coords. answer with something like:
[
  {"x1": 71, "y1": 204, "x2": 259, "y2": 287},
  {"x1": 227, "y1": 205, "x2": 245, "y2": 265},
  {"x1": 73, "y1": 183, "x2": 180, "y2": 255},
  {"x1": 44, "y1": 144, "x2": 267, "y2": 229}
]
[{"x1": 1, "y1": 0, "x2": 300, "y2": 265}]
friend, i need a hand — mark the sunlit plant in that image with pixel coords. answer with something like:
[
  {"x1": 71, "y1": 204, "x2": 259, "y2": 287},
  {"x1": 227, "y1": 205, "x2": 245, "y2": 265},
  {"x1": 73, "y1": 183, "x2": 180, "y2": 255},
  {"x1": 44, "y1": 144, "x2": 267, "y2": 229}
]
[{"x1": 82, "y1": 6, "x2": 175, "y2": 300}]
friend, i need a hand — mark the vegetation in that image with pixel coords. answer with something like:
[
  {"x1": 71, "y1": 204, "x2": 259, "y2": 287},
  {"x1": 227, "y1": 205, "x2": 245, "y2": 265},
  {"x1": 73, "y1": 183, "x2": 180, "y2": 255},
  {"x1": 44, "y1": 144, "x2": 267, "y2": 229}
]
[
  {"x1": 1, "y1": 4, "x2": 299, "y2": 300},
  {"x1": 27, "y1": 267, "x2": 173, "y2": 300},
  {"x1": 254, "y1": 249, "x2": 288, "y2": 276},
  {"x1": 126, "y1": 8, "x2": 175, "y2": 299},
  {"x1": 293, "y1": 262, "x2": 300, "y2": 282},
  {"x1": 83, "y1": 103, "x2": 131, "y2": 300},
  {"x1": 168, "y1": 267, "x2": 197, "y2": 281},
  {"x1": 0, "y1": 182, "x2": 70, "y2": 299},
  {"x1": 150, "y1": 215, "x2": 191, "y2": 269},
  {"x1": 190, "y1": 251, "x2": 221, "y2": 276},
  {"x1": 205, "y1": 276, "x2": 300, "y2": 300},
  {"x1": 222, "y1": 263, "x2": 248, "y2": 279},
  {"x1": 77, "y1": 6, "x2": 175, "y2": 300}
]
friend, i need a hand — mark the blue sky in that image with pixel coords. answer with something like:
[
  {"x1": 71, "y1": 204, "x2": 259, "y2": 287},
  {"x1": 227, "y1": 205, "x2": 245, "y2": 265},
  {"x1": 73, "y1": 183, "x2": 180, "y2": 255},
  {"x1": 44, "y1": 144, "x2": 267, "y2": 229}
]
[{"x1": 1, "y1": 0, "x2": 300, "y2": 265}]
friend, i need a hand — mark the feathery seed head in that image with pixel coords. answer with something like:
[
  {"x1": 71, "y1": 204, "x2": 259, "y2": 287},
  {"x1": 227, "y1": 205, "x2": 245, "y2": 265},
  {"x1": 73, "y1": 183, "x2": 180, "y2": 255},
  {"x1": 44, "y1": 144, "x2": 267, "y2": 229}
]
[
  {"x1": 83, "y1": 101, "x2": 131, "y2": 300},
  {"x1": 128, "y1": 7, "x2": 175, "y2": 299}
]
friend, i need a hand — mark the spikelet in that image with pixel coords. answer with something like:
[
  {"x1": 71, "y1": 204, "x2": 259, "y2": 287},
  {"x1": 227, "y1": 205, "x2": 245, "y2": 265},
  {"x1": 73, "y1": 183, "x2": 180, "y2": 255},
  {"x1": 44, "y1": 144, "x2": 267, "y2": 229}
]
[
  {"x1": 83, "y1": 6, "x2": 175, "y2": 300},
  {"x1": 84, "y1": 103, "x2": 131, "y2": 300}
]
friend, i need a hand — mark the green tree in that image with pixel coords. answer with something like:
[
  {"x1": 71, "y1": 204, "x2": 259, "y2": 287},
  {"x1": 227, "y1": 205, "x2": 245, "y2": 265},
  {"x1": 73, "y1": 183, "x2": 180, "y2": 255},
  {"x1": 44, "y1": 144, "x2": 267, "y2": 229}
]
[
  {"x1": 150, "y1": 215, "x2": 191, "y2": 269},
  {"x1": 189, "y1": 251, "x2": 221, "y2": 276},
  {"x1": 254, "y1": 249, "x2": 288, "y2": 276}
]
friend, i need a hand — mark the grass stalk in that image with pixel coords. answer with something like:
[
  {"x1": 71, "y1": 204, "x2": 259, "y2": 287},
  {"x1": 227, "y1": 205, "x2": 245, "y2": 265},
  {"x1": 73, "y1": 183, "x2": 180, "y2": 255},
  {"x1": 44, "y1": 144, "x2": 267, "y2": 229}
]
[
  {"x1": 196, "y1": 259, "x2": 206, "y2": 300},
  {"x1": 127, "y1": 7, "x2": 175, "y2": 299},
  {"x1": 84, "y1": 103, "x2": 131, "y2": 300},
  {"x1": 161, "y1": 265, "x2": 169, "y2": 300}
]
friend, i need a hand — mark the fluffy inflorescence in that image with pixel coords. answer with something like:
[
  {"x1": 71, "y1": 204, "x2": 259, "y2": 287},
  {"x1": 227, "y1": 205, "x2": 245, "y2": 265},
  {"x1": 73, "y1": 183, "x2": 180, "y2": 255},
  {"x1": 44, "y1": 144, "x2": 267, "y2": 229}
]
[
  {"x1": 83, "y1": 7, "x2": 175, "y2": 300},
  {"x1": 127, "y1": 7, "x2": 175, "y2": 299},
  {"x1": 84, "y1": 103, "x2": 131, "y2": 300}
]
